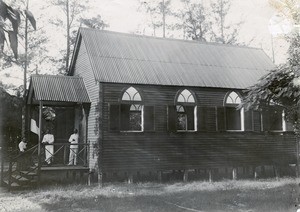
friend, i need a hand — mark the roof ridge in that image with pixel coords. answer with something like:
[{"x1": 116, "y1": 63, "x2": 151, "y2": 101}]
[
  {"x1": 79, "y1": 27, "x2": 262, "y2": 51},
  {"x1": 32, "y1": 74, "x2": 82, "y2": 78}
]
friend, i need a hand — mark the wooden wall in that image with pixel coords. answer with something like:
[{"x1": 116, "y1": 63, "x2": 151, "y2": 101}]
[
  {"x1": 73, "y1": 39, "x2": 100, "y2": 170},
  {"x1": 100, "y1": 83, "x2": 296, "y2": 172}
]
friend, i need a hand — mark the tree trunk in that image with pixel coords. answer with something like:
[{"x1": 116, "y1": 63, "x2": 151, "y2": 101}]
[{"x1": 66, "y1": 0, "x2": 70, "y2": 72}]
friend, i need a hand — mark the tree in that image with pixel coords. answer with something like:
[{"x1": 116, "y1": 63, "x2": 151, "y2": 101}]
[
  {"x1": 0, "y1": 0, "x2": 36, "y2": 59},
  {"x1": 210, "y1": 0, "x2": 241, "y2": 44},
  {"x1": 138, "y1": 0, "x2": 172, "y2": 37},
  {"x1": 242, "y1": 1, "x2": 300, "y2": 133},
  {"x1": 0, "y1": 86, "x2": 22, "y2": 150},
  {"x1": 50, "y1": 0, "x2": 108, "y2": 74},
  {"x1": 175, "y1": 0, "x2": 211, "y2": 41},
  {"x1": 268, "y1": 0, "x2": 300, "y2": 24}
]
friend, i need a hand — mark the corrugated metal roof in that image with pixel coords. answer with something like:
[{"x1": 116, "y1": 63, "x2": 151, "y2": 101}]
[
  {"x1": 31, "y1": 75, "x2": 90, "y2": 103},
  {"x1": 79, "y1": 28, "x2": 275, "y2": 89}
]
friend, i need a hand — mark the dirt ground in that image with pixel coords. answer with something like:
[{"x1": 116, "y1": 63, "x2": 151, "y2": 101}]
[{"x1": 0, "y1": 178, "x2": 299, "y2": 212}]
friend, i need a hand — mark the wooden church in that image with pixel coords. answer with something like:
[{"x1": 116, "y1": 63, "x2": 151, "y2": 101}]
[{"x1": 2, "y1": 28, "x2": 297, "y2": 189}]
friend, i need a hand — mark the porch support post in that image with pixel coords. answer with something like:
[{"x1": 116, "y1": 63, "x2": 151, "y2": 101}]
[
  {"x1": 84, "y1": 104, "x2": 89, "y2": 167},
  {"x1": 37, "y1": 101, "x2": 43, "y2": 186},
  {"x1": 97, "y1": 82, "x2": 104, "y2": 187}
]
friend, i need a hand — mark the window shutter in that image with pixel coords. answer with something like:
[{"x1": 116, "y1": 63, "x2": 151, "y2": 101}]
[
  {"x1": 197, "y1": 106, "x2": 206, "y2": 131},
  {"x1": 244, "y1": 110, "x2": 253, "y2": 131},
  {"x1": 262, "y1": 109, "x2": 270, "y2": 131},
  {"x1": 168, "y1": 105, "x2": 177, "y2": 132},
  {"x1": 217, "y1": 107, "x2": 226, "y2": 131},
  {"x1": 144, "y1": 106, "x2": 155, "y2": 131},
  {"x1": 186, "y1": 106, "x2": 195, "y2": 130},
  {"x1": 253, "y1": 111, "x2": 261, "y2": 132},
  {"x1": 120, "y1": 104, "x2": 130, "y2": 131},
  {"x1": 198, "y1": 106, "x2": 217, "y2": 131},
  {"x1": 109, "y1": 104, "x2": 120, "y2": 131},
  {"x1": 207, "y1": 107, "x2": 217, "y2": 131}
]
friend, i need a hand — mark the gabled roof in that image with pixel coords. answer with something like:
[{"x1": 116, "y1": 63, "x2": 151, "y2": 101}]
[
  {"x1": 70, "y1": 28, "x2": 275, "y2": 89},
  {"x1": 27, "y1": 75, "x2": 90, "y2": 104}
]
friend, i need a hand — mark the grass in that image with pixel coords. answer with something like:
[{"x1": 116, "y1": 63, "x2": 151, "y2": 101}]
[{"x1": 1, "y1": 178, "x2": 300, "y2": 212}]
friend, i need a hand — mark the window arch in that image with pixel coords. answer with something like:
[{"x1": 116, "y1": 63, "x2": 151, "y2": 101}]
[
  {"x1": 176, "y1": 89, "x2": 197, "y2": 131},
  {"x1": 224, "y1": 91, "x2": 244, "y2": 131},
  {"x1": 225, "y1": 91, "x2": 241, "y2": 104},
  {"x1": 177, "y1": 89, "x2": 195, "y2": 103},
  {"x1": 121, "y1": 87, "x2": 143, "y2": 131},
  {"x1": 122, "y1": 87, "x2": 142, "y2": 101}
]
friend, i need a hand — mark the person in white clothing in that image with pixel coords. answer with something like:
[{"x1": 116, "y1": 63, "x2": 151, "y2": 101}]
[
  {"x1": 18, "y1": 139, "x2": 27, "y2": 152},
  {"x1": 68, "y1": 129, "x2": 79, "y2": 165},
  {"x1": 42, "y1": 129, "x2": 54, "y2": 165}
]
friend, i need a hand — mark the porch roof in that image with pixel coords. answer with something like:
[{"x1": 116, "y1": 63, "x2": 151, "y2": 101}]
[{"x1": 27, "y1": 75, "x2": 90, "y2": 104}]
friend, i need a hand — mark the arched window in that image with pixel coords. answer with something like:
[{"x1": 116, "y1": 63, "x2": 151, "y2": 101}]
[
  {"x1": 225, "y1": 91, "x2": 244, "y2": 131},
  {"x1": 121, "y1": 87, "x2": 143, "y2": 131},
  {"x1": 176, "y1": 89, "x2": 196, "y2": 131}
]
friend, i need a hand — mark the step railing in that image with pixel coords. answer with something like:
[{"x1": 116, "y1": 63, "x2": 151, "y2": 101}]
[
  {"x1": 1, "y1": 143, "x2": 89, "y2": 190},
  {"x1": 2, "y1": 144, "x2": 39, "y2": 190}
]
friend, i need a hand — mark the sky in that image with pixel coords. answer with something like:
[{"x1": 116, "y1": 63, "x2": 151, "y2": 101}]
[{"x1": 1, "y1": 0, "x2": 290, "y2": 94}]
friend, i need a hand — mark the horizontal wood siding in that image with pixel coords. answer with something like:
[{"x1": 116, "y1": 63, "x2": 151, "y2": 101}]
[
  {"x1": 101, "y1": 132, "x2": 296, "y2": 171},
  {"x1": 100, "y1": 83, "x2": 297, "y2": 172},
  {"x1": 73, "y1": 40, "x2": 99, "y2": 170}
]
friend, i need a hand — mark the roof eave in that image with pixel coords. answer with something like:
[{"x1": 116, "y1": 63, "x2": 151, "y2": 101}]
[{"x1": 68, "y1": 28, "x2": 83, "y2": 76}]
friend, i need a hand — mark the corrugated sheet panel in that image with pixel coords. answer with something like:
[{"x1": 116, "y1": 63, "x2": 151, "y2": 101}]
[
  {"x1": 79, "y1": 28, "x2": 275, "y2": 89},
  {"x1": 31, "y1": 75, "x2": 90, "y2": 103}
]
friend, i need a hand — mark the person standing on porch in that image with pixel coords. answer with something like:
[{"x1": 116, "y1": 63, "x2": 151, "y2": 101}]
[
  {"x1": 18, "y1": 138, "x2": 27, "y2": 152},
  {"x1": 42, "y1": 129, "x2": 54, "y2": 165},
  {"x1": 68, "y1": 129, "x2": 79, "y2": 165}
]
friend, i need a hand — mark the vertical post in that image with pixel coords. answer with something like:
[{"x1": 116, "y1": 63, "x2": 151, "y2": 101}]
[
  {"x1": 37, "y1": 101, "x2": 43, "y2": 186},
  {"x1": 66, "y1": 0, "x2": 70, "y2": 71},
  {"x1": 127, "y1": 172, "x2": 133, "y2": 184},
  {"x1": 63, "y1": 144, "x2": 67, "y2": 165},
  {"x1": 183, "y1": 170, "x2": 188, "y2": 182},
  {"x1": 253, "y1": 166, "x2": 258, "y2": 179},
  {"x1": 85, "y1": 106, "x2": 89, "y2": 167},
  {"x1": 273, "y1": 165, "x2": 280, "y2": 180},
  {"x1": 270, "y1": 34, "x2": 275, "y2": 63},
  {"x1": 208, "y1": 169, "x2": 212, "y2": 183},
  {"x1": 97, "y1": 83, "x2": 104, "y2": 187},
  {"x1": 232, "y1": 167, "x2": 237, "y2": 180},
  {"x1": 162, "y1": 0, "x2": 165, "y2": 38},
  {"x1": 22, "y1": 0, "x2": 29, "y2": 137},
  {"x1": 8, "y1": 160, "x2": 12, "y2": 191}
]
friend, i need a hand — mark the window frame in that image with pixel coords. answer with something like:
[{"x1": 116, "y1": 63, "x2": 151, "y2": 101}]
[
  {"x1": 175, "y1": 89, "x2": 197, "y2": 132},
  {"x1": 120, "y1": 87, "x2": 144, "y2": 132},
  {"x1": 224, "y1": 91, "x2": 244, "y2": 132}
]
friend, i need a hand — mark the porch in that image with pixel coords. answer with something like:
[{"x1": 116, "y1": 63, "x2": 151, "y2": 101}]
[
  {"x1": 0, "y1": 75, "x2": 91, "y2": 190},
  {"x1": 1, "y1": 142, "x2": 89, "y2": 190}
]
